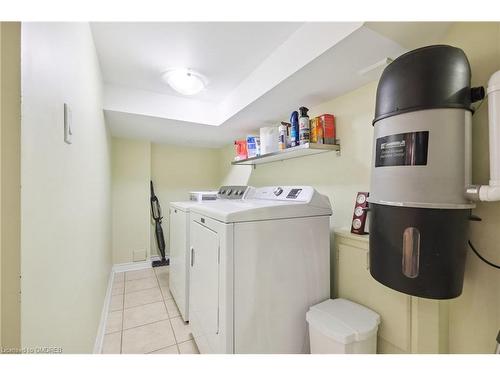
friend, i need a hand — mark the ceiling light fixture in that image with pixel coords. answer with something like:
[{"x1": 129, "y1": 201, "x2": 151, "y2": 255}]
[{"x1": 162, "y1": 68, "x2": 206, "y2": 96}]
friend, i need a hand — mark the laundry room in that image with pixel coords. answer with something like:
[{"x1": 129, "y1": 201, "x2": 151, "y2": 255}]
[
  {"x1": 107, "y1": 22, "x2": 500, "y2": 356},
  {"x1": 0, "y1": 1, "x2": 499, "y2": 373}
]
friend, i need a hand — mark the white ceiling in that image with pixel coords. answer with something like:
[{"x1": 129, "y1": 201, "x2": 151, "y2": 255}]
[
  {"x1": 92, "y1": 22, "x2": 453, "y2": 147},
  {"x1": 91, "y1": 22, "x2": 303, "y2": 102},
  {"x1": 102, "y1": 25, "x2": 407, "y2": 148},
  {"x1": 365, "y1": 22, "x2": 453, "y2": 50}
]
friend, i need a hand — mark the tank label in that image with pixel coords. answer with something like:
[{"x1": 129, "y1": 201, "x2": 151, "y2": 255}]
[{"x1": 375, "y1": 131, "x2": 429, "y2": 167}]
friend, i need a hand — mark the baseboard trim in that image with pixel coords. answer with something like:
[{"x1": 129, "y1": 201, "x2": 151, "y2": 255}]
[
  {"x1": 94, "y1": 256, "x2": 163, "y2": 353},
  {"x1": 93, "y1": 268, "x2": 114, "y2": 354},
  {"x1": 112, "y1": 259, "x2": 153, "y2": 273}
]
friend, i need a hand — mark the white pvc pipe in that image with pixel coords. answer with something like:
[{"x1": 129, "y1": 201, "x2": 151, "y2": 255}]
[
  {"x1": 479, "y1": 185, "x2": 500, "y2": 201},
  {"x1": 487, "y1": 70, "x2": 500, "y2": 186},
  {"x1": 475, "y1": 70, "x2": 500, "y2": 201},
  {"x1": 465, "y1": 111, "x2": 472, "y2": 187}
]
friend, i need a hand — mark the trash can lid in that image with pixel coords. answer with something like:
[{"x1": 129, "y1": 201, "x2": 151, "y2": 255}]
[{"x1": 306, "y1": 298, "x2": 381, "y2": 344}]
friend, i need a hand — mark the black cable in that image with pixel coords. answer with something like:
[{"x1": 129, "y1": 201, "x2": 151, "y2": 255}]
[
  {"x1": 468, "y1": 240, "x2": 500, "y2": 269},
  {"x1": 473, "y1": 97, "x2": 485, "y2": 113}
]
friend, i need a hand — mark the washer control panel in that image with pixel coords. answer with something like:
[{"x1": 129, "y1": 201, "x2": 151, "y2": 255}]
[{"x1": 217, "y1": 185, "x2": 249, "y2": 199}]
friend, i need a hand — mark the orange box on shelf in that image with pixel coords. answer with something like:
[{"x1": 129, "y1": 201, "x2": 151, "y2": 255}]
[{"x1": 311, "y1": 117, "x2": 325, "y2": 144}]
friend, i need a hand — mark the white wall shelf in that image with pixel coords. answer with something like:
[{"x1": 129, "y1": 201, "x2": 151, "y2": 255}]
[{"x1": 231, "y1": 142, "x2": 340, "y2": 168}]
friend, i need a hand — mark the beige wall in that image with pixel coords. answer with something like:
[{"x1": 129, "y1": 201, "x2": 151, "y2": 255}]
[
  {"x1": 112, "y1": 138, "x2": 151, "y2": 264},
  {"x1": 217, "y1": 81, "x2": 376, "y2": 219},
  {"x1": 246, "y1": 81, "x2": 376, "y2": 229},
  {"x1": 110, "y1": 139, "x2": 221, "y2": 261},
  {"x1": 150, "y1": 143, "x2": 221, "y2": 256},
  {"x1": 219, "y1": 22, "x2": 500, "y2": 353},
  {"x1": 218, "y1": 144, "x2": 252, "y2": 186},
  {"x1": 0, "y1": 22, "x2": 21, "y2": 351},
  {"x1": 21, "y1": 23, "x2": 112, "y2": 353},
  {"x1": 441, "y1": 22, "x2": 500, "y2": 354},
  {"x1": 335, "y1": 230, "x2": 449, "y2": 354}
]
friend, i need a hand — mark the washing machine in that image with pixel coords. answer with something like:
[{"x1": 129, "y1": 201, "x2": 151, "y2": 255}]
[
  {"x1": 188, "y1": 186, "x2": 332, "y2": 354},
  {"x1": 168, "y1": 188, "x2": 249, "y2": 322}
]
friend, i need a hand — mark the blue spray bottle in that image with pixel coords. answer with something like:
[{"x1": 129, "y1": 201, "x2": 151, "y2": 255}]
[{"x1": 290, "y1": 110, "x2": 299, "y2": 147}]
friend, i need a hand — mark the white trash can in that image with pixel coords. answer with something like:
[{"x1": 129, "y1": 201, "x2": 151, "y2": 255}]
[{"x1": 306, "y1": 298, "x2": 381, "y2": 354}]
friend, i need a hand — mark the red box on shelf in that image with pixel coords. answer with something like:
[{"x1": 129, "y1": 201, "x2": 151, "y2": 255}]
[
  {"x1": 319, "y1": 114, "x2": 336, "y2": 144},
  {"x1": 234, "y1": 139, "x2": 248, "y2": 160}
]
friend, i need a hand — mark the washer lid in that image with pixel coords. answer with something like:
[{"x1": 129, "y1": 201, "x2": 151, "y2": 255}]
[
  {"x1": 170, "y1": 200, "x2": 218, "y2": 212},
  {"x1": 306, "y1": 299, "x2": 380, "y2": 344}
]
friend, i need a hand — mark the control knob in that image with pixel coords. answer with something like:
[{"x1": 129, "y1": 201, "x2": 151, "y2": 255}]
[{"x1": 273, "y1": 187, "x2": 283, "y2": 196}]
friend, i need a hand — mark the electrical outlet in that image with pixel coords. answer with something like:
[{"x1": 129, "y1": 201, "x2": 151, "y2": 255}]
[{"x1": 64, "y1": 103, "x2": 72, "y2": 144}]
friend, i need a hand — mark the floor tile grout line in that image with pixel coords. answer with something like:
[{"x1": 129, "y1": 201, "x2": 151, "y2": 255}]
[
  {"x1": 156, "y1": 268, "x2": 181, "y2": 353},
  {"x1": 120, "y1": 280, "x2": 126, "y2": 354},
  {"x1": 124, "y1": 280, "x2": 161, "y2": 294},
  {"x1": 106, "y1": 306, "x2": 180, "y2": 343},
  {"x1": 103, "y1": 269, "x2": 166, "y2": 354},
  {"x1": 125, "y1": 273, "x2": 158, "y2": 282},
  {"x1": 157, "y1": 270, "x2": 198, "y2": 354},
  {"x1": 123, "y1": 299, "x2": 166, "y2": 311},
  {"x1": 121, "y1": 269, "x2": 171, "y2": 337},
  {"x1": 122, "y1": 318, "x2": 171, "y2": 333},
  {"x1": 104, "y1": 300, "x2": 125, "y2": 336},
  {"x1": 123, "y1": 287, "x2": 173, "y2": 302},
  {"x1": 104, "y1": 329, "x2": 122, "y2": 335},
  {"x1": 156, "y1": 268, "x2": 180, "y2": 353},
  {"x1": 123, "y1": 284, "x2": 163, "y2": 295},
  {"x1": 145, "y1": 342, "x2": 178, "y2": 354},
  {"x1": 111, "y1": 267, "x2": 175, "y2": 354},
  {"x1": 176, "y1": 337, "x2": 194, "y2": 345}
]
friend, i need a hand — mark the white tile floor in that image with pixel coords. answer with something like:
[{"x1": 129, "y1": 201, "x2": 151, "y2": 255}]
[{"x1": 101, "y1": 266, "x2": 200, "y2": 354}]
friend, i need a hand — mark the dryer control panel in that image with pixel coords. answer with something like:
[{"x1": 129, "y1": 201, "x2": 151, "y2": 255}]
[{"x1": 245, "y1": 186, "x2": 314, "y2": 202}]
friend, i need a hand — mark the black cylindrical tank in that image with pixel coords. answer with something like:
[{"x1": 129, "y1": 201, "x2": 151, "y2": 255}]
[{"x1": 369, "y1": 45, "x2": 479, "y2": 299}]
